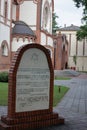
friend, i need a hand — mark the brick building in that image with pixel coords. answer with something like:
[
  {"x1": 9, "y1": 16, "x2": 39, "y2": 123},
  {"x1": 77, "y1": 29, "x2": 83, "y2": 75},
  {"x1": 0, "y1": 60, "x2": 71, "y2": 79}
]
[
  {"x1": 0, "y1": 0, "x2": 68, "y2": 71},
  {"x1": 57, "y1": 24, "x2": 87, "y2": 71}
]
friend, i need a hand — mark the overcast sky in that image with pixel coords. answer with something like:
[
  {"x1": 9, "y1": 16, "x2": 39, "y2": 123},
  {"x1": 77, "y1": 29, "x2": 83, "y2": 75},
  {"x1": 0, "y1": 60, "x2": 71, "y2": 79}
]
[{"x1": 54, "y1": 0, "x2": 83, "y2": 27}]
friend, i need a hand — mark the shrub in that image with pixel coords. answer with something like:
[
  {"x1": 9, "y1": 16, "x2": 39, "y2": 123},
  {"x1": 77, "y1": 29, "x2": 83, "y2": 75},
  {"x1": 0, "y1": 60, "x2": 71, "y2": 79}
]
[{"x1": 0, "y1": 72, "x2": 8, "y2": 82}]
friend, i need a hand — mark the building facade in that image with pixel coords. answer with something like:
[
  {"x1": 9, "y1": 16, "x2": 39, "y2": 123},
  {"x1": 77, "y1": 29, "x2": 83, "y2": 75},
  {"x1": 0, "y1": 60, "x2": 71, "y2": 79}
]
[
  {"x1": 57, "y1": 24, "x2": 87, "y2": 71},
  {"x1": 0, "y1": 0, "x2": 68, "y2": 71},
  {"x1": 53, "y1": 33, "x2": 68, "y2": 70}
]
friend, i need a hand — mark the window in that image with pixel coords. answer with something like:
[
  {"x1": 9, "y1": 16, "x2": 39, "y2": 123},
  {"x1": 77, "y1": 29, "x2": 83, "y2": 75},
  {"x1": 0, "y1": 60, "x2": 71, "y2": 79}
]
[
  {"x1": 43, "y1": 2, "x2": 50, "y2": 29},
  {"x1": 0, "y1": 0, "x2": 1, "y2": 14},
  {"x1": 4, "y1": 0, "x2": 8, "y2": 23},
  {"x1": 44, "y1": 7, "x2": 48, "y2": 27},
  {"x1": 1, "y1": 41, "x2": 8, "y2": 56}
]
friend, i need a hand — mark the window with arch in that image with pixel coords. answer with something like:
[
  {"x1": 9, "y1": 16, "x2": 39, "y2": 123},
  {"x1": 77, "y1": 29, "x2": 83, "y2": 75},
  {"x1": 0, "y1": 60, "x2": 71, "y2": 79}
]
[
  {"x1": 4, "y1": 0, "x2": 8, "y2": 23},
  {"x1": 44, "y1": 7, "x2": 48, "y2": 27},
  {"x1": 43, "y1": 2, "x2": 50, "y2": 29},
  {"x1": 1, "y1": 41, "x2": 8, "y2": 56},
  {"x1": 0, "y1": 0, "x2": 1, "y2": 14}
]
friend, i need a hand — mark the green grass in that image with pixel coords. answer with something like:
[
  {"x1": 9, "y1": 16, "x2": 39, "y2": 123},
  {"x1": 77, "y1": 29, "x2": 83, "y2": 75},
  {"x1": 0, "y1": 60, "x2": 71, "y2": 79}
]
[
  {"x1": 0, "y1": 82, "x2": 69, "y2": 107},
  {"x1": 53, "y1": 85, "x2": 69, "y2": 106},
  {"x1": 55, "y1": 76, "x2": 71, "y2": 80},
  {"x1": 0, "y1": 82, "x2": 8, "y2": 106}
]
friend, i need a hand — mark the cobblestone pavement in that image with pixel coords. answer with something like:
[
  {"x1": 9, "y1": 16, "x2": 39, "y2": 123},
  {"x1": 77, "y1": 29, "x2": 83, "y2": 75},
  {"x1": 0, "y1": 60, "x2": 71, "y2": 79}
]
[{"x1": 0, "y1": 73, "x2": 87, "y2": 130}]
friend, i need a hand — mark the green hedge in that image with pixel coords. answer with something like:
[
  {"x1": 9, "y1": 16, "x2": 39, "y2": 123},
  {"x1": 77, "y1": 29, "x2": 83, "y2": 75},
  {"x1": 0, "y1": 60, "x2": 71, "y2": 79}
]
[{"x1": 0, "y1": 72, "x2": 8, "y2": 82}]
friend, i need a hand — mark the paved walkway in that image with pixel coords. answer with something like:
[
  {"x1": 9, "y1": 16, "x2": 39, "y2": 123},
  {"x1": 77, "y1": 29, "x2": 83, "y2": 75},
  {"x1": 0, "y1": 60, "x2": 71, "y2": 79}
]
[
  {"x1": 0, "y1": 73, "x2": 87, "y2": 130},
  {"x1": 37, "y1": 73, "x2": 87, "y2": 130},
  {"x1": 53, "y1": 74, "x2": 87, "y2": 130}
]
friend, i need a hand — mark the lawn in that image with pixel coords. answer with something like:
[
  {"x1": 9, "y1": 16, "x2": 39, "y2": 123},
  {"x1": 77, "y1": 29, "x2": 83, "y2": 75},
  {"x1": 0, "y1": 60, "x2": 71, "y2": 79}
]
[
  {"x1": 53, "y1": 85, "x2": 69, "y2": 106},
  {"x1": 55, "y1": 76, "x2": 71, "y2": 80},
  {"x1": 0, "y1": 82, "x2": 69, "y2": 107},
  {"x1": 0, "y1": 82, "x2": 8, "y2": 106}
]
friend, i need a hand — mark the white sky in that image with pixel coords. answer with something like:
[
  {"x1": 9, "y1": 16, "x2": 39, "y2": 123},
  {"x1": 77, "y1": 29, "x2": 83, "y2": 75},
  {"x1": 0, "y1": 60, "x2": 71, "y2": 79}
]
[{"x1": 54, "y1": 0, "x2": 83, "y2": 27}]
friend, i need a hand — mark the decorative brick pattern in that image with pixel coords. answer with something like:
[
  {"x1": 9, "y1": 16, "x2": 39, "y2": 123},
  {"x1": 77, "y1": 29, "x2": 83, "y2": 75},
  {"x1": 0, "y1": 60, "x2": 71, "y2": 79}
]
[{"x1": 0, "y1": 44, "x2": 64, "y2": 130}]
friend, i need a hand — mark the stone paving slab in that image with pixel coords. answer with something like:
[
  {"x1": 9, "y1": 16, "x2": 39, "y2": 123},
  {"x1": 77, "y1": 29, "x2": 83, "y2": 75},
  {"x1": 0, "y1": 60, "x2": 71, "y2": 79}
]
[
  {"x1": 0, "y1": 106, "x2": 7, "y2": 119},
  {"x1": 54, "y1": 69, "x2": 80, "y2": 77}
]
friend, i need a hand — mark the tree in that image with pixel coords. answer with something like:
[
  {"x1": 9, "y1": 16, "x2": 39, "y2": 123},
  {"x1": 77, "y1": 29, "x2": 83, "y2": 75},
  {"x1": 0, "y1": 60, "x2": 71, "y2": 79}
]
[
  {"x1": 73, "y1": 55, "x2": 77, "y2": 66},
  {"x1": 73, "y1": 0, "x2": 87, "y2": 9},
  {"x1": 73, "y1": 0, "x2": 87, "y2": 40},
  {"x1": 52, "y1": 12, "x2": 59, "y2": 34},
  {"x1": 76, "y1": 24, "x2": 87, "y2": 40},
  {"x1": 73, "y1": 0, "x2": 87, "y2": 23}
]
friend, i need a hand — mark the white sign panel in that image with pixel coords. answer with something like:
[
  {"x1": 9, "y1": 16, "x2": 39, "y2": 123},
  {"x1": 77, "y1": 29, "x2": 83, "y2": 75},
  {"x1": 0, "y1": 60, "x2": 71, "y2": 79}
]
[{"x1": 16, "y1": 48, "x2": 50, "y2": 112}]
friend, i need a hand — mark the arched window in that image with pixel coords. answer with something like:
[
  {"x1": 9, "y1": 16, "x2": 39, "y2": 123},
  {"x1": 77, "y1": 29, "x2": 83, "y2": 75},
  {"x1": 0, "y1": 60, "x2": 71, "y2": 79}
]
[
  {"x1": 4, "y1": 0, "x2": 8, "y2": 23},
  {"x1": 44, "y1": 7, "x2": 48, "y2": 27},
  {"x1": 43, "y1": 2, "x2": 50, "y2": 29},
  {"x1": 0, "y1": 0, "x2": 1, "y2": 14},
  {"x1": 1, "y1": 41, "x2": 8, "y2": 56}
]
